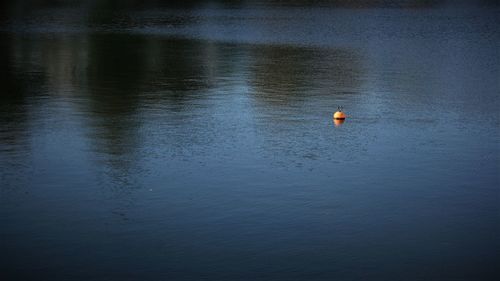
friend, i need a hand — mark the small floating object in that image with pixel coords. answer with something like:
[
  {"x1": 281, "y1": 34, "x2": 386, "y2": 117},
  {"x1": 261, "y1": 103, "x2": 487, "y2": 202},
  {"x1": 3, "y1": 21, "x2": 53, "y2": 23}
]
[{"x1": 333, "y1": 106, "x2": 346, "y2": 120}]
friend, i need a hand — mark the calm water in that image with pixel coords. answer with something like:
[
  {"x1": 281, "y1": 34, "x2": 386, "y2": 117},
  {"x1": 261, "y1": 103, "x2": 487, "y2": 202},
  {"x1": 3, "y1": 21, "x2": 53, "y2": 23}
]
[{"x1": 1, "y1": 1, "x2": 499, "y2": 280}]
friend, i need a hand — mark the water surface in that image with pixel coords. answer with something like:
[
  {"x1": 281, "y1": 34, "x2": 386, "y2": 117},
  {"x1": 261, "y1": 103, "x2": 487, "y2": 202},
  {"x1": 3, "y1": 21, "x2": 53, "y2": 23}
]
[{"x1": 1, "y1": 1, "x2": 499, "y2": 280}]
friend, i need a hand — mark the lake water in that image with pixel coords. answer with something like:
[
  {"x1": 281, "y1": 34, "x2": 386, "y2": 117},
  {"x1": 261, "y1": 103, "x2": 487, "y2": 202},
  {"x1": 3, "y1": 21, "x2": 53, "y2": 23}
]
[{"x1": 1, "y1": 1, "x2": 499, "y2": 280}]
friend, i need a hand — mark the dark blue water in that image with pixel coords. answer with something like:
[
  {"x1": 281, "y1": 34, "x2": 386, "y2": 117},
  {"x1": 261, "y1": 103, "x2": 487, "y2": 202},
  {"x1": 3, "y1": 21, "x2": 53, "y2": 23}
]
[{"x1": 1, "y1": 1, "x2": 499, "y2": 280}]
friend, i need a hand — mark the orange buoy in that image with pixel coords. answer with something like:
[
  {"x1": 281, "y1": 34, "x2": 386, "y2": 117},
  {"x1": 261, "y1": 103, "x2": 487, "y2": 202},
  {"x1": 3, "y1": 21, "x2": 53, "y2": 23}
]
[{"x1": 333, "y1": 106, "x2": 346, "y2": 120}]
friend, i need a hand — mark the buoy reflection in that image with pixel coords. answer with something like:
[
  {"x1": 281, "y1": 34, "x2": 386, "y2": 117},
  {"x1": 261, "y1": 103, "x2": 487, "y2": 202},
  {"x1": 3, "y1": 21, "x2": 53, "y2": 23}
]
[{"x1": 334, "y1": 118, "x2": 345, "y2": 127}]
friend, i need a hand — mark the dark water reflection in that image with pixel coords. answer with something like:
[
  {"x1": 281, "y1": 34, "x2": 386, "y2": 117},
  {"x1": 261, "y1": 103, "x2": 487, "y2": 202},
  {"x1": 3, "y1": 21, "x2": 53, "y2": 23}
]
[{"x1": 1, "y1": 2, "x2": 499, "y2": 280}]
